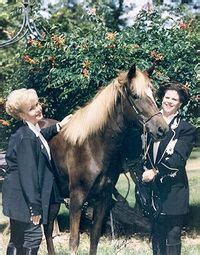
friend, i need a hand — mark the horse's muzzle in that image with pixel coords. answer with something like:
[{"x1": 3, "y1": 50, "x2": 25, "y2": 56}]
[{"x1": 157, "y1": 126, "x2": 168, "y2": 140}]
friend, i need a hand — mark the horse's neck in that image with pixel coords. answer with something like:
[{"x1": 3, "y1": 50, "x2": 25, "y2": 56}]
[{"x1": 104, "y1": 103, "x2": 128, "y2": 150}]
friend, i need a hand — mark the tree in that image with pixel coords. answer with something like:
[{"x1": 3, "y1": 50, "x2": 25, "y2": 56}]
[{"x1": 0, "y1": 3, "x2": 199, "y2": 148}]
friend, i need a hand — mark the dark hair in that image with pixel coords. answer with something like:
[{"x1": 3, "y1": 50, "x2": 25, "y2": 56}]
[{"x1": 157, "y1": 82, "x2": 190, "y2": 107}]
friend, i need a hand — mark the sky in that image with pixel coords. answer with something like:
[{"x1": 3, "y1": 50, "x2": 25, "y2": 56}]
[{"x1": 41, "y1": 0, "x2": 153, "y2": 25}]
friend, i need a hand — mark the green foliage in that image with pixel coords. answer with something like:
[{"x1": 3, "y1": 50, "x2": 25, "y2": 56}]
[{"x1": 0, "y1": 4, "x2": 199, "y2": 149}]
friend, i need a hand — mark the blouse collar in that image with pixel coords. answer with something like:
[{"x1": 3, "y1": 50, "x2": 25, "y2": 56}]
[
  {"x1": 26, "y1": 121, "x2": 41, "y2": 137},
  {"x1": 160, "y1": 110, "x2": 178, "y2": 125}
]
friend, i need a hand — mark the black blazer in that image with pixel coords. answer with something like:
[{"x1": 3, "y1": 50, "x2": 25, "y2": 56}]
[
  {"x1": 2, "y1": 124, "x2": 60, "y2": 224},
  {"x1": 145, "y1": 115, "x2": 196, "y2": 215}
]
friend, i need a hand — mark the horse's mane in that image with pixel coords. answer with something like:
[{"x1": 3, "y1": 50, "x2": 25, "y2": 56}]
[{"x1": 62, "y1": 69, "x2": 149, "y2": 145}]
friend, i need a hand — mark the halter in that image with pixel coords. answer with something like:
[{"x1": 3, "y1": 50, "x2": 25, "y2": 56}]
[
  {"x1": 124, "y1": 86, "x2": 161, "y2": 126},
  {"x1": 124, "y1": 86, "x2": 162, "y2": 162}
]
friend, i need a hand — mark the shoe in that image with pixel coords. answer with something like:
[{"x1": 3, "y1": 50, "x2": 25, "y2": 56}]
[
  {"x1": 166, "y1": 243, "x2": 181, "y2": 255},
  {"x1": 23, "y1": 247, "x2": 39, "y2": 255},
  {"x1": 6, "y1": 246, "x2": 17, "y2": 255}
]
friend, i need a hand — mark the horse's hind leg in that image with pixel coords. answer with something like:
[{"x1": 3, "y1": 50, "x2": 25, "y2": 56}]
[
  {"x1": 90, "y1": 191, "x2": 112, "y2": 255},
  {"x1": 43, "y1": 203, "x2": 61, "y2": 255}
]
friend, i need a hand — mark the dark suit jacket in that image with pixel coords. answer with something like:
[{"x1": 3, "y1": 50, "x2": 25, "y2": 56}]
[
  {"x1": 145, "y1": 115, "x2": 196, "y2": 215},
  {"x1": 2, "y1": 124, "x2": 60, "y2": 224}
]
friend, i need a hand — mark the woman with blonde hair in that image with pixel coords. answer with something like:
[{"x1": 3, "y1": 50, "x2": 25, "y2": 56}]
[{"x1": 3, "y1": 88, "x2": 71, "y2": 255}]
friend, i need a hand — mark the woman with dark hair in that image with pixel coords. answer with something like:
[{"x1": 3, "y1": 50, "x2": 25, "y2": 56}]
[{"x1": 142, "y1": 82, "x2": 196, "y2": 255}]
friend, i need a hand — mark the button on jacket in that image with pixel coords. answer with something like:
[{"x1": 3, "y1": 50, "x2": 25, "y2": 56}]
[{"x1": 2, "y1": 124, "x2": 60, "y2": 224}]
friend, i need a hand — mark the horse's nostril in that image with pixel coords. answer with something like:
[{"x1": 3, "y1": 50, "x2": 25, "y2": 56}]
[{"x1": 158, "y1": 127, "x2": 166, "y2": 138}]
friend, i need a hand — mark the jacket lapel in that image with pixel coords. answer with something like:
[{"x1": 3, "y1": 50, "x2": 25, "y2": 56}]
[
  {"x1": 37, "y1": 137, "x2": 52, "y2": 167},
  {"x1": 22, "y1": 123, "x2": 52, "y2": 167},
  {"x1": 155, "y1": 115, "x2": 180, "y2": 164},
  {"x1": 155, "y1": 129, "x2": 174, "y2": 164}
]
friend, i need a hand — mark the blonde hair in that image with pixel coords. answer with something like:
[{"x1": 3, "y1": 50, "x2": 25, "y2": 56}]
[{"x1": 5, "y1": 88, "x2": 39, "y2": 119}]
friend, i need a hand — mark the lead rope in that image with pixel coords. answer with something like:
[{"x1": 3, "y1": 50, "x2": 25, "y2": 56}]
[
  {"x1": 142, "y1": 124, "x2": 151, "y2": 162},
  {"x1": 110, "y1": 124, "x2": 151, "y2": 248},
  {"x1": 110, "y1": 210, "x2": 115, "y2": 244}
]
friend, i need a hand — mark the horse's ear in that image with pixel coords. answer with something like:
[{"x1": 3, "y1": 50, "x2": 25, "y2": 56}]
[
  {"x1": 146, "y1": 62, "x2": 156, "y2": 77},
  {"x1": 127, "y1": 64, "x2": 136, "y2": 81}
]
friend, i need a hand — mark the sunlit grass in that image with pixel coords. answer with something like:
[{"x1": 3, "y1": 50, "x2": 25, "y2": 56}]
[{"x1": 0, "y1": 148, "x2": 200, "y2": 254}]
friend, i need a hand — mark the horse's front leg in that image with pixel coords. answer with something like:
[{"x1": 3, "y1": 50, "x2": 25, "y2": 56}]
[
  {"x1": 90, "y1": 191, "x2": 112, "y2": 255},
  {"x1": 43, "y1": 203, "x2": 61, "y2": 255},
  {"x1": 69, "y1": 188, "x2": 86, "y2": 255}
]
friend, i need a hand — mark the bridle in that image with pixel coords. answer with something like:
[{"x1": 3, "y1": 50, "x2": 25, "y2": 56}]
[
  {"x1": 124, "y1": 86, "x2": 162, "y2": 161},
  {"x1": 124, "y1": 86, "x2": 161, "y2": 126}
]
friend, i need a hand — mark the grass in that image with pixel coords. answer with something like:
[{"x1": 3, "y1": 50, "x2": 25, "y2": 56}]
[{"x1": 0, "y1": 148, "x2": 200, "y2": 254}]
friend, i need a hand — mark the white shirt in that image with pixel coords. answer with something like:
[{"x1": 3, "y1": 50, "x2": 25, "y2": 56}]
[
  {"x1": 26, "y1": 121, "x2": 51, "y2": 160},
  {"x1": 153, "y1": 111, "x2": 178, "y2": 163}
]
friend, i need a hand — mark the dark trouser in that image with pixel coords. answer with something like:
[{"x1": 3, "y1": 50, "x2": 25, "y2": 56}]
[
  {"x1": 152, "y1": 215, "x2": 184, "y2": 255},
  {"x1": 6, "y1": 219, "x2": 42, "y2": 255}
]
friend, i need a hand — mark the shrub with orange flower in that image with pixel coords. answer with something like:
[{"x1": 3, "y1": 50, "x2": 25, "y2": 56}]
[
  {"x1": 0, "y1": 119, "x2": 10, "y2": 126},
  {"x1": 105, "y1": 32, "x2": 117, "y2": 41},
  {"x1": 178, "y1": 22, "x2": 188, "y2": 30},
  {"x1": 23, "y1": 55, "x2": 37, "y2": 64},
  {"x1": 27, "y1": 38, "x2": 42, "y2": 48},
  {"x1": 132, "y1": 44, "x2": 140, "y2": 49},
  {"x1": 82, "y1": 68, "x2": 89, "y2": 77},
  {"x1": 88, "y1": 8, "x2": 96, "y2": 15},
  {"x1": 150, "y1": 51, "x2": 164, "y2": 61},
  {"x1": 48, "y1": 56, "x2": 56, "y2": 66},
  {"x1": 156, "y1": 71, "x2": 163, "y2": 77},
  {"x1": 83, "y1": 60, "x2": 91, "y2": 69},
  {"x1": 52, "y1": 34, "x2": 65, "y2": 47}
]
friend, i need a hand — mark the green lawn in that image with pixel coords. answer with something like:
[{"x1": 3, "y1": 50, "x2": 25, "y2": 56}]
[{"x1": 0, "y1": 148, "x2": 200, "y2": 254}]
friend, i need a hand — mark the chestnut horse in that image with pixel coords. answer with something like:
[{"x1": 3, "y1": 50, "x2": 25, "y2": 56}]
[{"x1": 42, "y1": 64, "x2": 168, "y2": 255}]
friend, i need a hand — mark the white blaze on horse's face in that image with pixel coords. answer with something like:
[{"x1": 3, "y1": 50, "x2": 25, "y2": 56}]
[{"x1": 146, "y1": 86, "x2": 156, "y2": 105}]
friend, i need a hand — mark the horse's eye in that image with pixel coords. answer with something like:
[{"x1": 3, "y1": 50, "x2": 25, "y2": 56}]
[{"x1": 133, "y1": 94, "x2": 140, "y2": 99}]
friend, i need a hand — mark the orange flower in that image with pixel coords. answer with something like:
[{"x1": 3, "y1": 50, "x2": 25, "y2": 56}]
[
  {"x1": 83, "y1": 60, "x2": 91, "y2": 69},
  {"x1": 52, "y1": 34, "x2": 65, "y2": 47},
  {"x1": 156, "y1": 71, "x2": 162, "y2": 77},
  {"x1": 41, "y1": 32, "x2": 46, "y2": 38},
  {"x1": 88, "y1": 7, "x2": 96, "y2": 15},
  {"x1": 48, "y1": 56, "x2": 56, "y2": 63},
  {"x1": 23, "y1": 55, "x2": 37, "y2": 64},
  {"x1": 178, "y1": 22, "x2": 188, "y2": 30},
  {"x1": 34, "y1": 41, "x2": 42, "y2": 48},
  {"x1": 150, "y1": 51, "x2": 164, "y2": 61},
  {"x1": 48, "y1": 56, "x2": 56, "y2": 67},
  {"x1": 82, "y1": 68, "x2": 89, "y2": 77},
  {"x1": 0, "y1": 119, "x2": 10, "y2": 126},
  {"x1": 107, "y1": 44, "x2": 116, "y2": 49},
  {"x1": 182, "y1": 82, "x2": 190, "y2": 93},
  {"x1": 132, "y1": 44, "x2": 140, "y2": 49},
  {"x1": 105, "y1": 32, "x2": 117, "y2": 41}
]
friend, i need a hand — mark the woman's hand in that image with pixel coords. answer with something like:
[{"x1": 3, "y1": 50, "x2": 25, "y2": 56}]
[
  {"x1": 142, "y1": 169, "x2": 157, "y2": 183},
  {"x1": 59, "y1": 114, "x2": 72, "y2": 128},
  {"x1": 31, "y1": 215, "x2": 41, "y2": 225}
]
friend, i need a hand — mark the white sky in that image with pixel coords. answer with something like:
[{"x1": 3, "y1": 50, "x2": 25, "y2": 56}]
[{"x1": 42, "y1": 0, "x2": 152, "y2": 25}]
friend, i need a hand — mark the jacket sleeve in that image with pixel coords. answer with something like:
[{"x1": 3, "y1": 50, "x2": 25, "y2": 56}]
[
  {"x1": 40, "y1": 124, "x2": 59, "y2": 141},
  {"x1": 156, "y1": 124, "x2": 196, "y2": 173},
  {"x1": 17, "y1": 137, "x2": 42, "y2": 216}
]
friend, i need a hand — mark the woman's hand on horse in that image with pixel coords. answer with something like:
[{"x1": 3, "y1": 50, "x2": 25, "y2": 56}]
[
  {"x1": 31, "y1": 215, "x2": 41, "y2": 225},
  {"x1": 142, "y1": 169, "x2": 157, "y2": 182},
  {"x1": 59, "y1": 114, "x2": 72, "y2": 128}
]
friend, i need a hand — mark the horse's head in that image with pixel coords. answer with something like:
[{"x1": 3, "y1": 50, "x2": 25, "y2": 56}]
[{"x1": 122, "y1": 64, "x2": 168, "y2": 141}]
